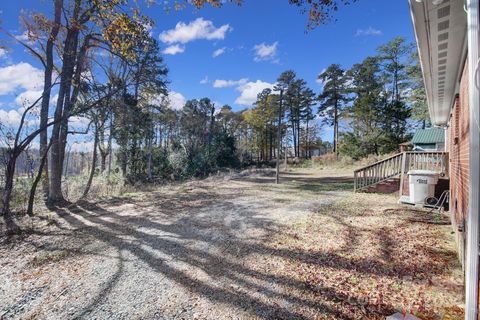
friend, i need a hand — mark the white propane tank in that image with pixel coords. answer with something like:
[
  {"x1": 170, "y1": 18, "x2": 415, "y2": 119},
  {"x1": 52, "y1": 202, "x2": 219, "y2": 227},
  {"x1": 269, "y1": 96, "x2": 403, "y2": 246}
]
[{"x1": 408, "y1": 170, "x2": 439, "y2": 205}]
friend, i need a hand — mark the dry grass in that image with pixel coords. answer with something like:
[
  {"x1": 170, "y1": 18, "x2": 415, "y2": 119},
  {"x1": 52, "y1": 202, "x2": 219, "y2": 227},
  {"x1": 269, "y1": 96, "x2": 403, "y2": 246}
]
[
  {"x1": 267, "y1": 192, "x2": 463, "y2": 319},
  {"x1": 307, "y1": 152, "x2": 400, "y2": 171}
]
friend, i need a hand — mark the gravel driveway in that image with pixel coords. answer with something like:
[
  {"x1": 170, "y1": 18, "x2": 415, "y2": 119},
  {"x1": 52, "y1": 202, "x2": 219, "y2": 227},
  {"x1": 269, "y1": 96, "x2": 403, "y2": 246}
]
[{"x1": 1, "y1": 170, "x2": 352, "y2": 320}]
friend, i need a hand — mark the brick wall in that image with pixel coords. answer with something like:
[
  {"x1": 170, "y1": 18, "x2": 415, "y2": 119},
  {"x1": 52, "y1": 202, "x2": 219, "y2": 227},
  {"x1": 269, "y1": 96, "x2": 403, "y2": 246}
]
[{"x1": 448, "y1": 59, "x2": 470, "y2": 266}]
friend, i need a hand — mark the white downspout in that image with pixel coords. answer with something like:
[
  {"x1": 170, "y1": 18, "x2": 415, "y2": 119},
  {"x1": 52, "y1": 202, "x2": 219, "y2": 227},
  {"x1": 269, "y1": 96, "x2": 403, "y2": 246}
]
[
  {"x1": 466, "y1": 0, "x2": 480, "y2": 318},
  {"x1": 444, "y1": 126, "x2": 448, "y2": 152}
]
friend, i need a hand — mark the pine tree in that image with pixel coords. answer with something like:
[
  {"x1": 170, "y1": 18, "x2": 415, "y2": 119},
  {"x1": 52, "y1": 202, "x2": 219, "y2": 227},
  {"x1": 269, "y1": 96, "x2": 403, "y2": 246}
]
[
  {"x1": 341, "y1": 57, "x2": 386, "y2": 159},
  {"x1": 407, "y1": 52, "x2": 430, "y2": 129},
  {"x1": 274, "y1": 70, "x2": 296, "y2": 183},
  {"x1": 377, "y1": 37, "x2": 414, "y2": 151},
  {"x1": 300, "y1": 88, "x2": 317, "y2": 158},
  {"x1": 318, "y1": 64, "x2": 349, "y2": 157}
]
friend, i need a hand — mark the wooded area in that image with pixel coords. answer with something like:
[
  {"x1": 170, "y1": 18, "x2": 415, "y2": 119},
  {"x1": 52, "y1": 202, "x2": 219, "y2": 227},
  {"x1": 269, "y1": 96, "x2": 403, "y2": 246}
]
[{"x1": 0, "y1": 0, "x2": 426, "y2": 233}]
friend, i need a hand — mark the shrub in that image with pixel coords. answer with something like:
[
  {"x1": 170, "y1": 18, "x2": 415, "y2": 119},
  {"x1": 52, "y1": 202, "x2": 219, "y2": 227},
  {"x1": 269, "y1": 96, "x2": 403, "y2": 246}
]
[{"x1": 168, "y1": 148, "x2": 189, "y2": 179}]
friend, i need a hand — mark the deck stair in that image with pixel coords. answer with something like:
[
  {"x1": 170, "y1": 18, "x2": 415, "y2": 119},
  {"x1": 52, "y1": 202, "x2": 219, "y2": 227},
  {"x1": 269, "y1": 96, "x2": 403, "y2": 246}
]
[{"x1": 354, "y1": 151, "x2": 449, "y2": 193}]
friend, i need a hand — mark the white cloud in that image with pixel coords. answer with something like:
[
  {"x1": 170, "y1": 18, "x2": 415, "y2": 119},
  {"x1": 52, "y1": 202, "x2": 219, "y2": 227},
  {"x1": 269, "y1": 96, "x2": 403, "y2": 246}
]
[
  {"x1": 15, "y1": 31, "x2": 30, "y2": 42},
  {"x1": 355, "y1": 27, "x2": 382, "y2": 36},
  {"x1": 253, "y1": 42, "x2": 279, "y2": 62},
  {"x1": 212, "y1": 47, "x2": 226, "y2": 58},
  {"x1": 235, "y1": 80, "x2": 275, "y2": 106},
  {"x1": 0, "y1": 48, "x2": 7, "y2": 58},
  {"x1": 159, "y1": 18, "x2": 231, "y2": 44},
  {"x1": 213, "y1": 78, "x2": 248, "y2": 88},
  {"x1": 0, "y1": 109, "x2": 22, "y2": 127},
  {"x1": 163, "y1": 44, "x2": 185, "y2": 55},
  {"x1": 0, "y1": 105, "x2": 41, "y2": 129},
  {"x1": 0, "y1": 62, "x2": 43, "y2": 95},
  {"x1": 168, "y1": 91, "x2": 187, "y2": 110},
  {"x1": 16, "y1": 91, "x2": 58, "y2": 115},
  {"x1": 316, "y1": 68, "x2": 328, "y2": 86},
  {"x1": 151, "y1": 91, "x2": 186, "y2": 110},
  {"x1": 200, "y1": 76, "x2": 209, "y2": 85},
  {"x1": 15, "y1": 90, "x2": 43, "y2": 107},
  {"x1": 14, "y1": 31, "x2": 36, "y2": 46}
]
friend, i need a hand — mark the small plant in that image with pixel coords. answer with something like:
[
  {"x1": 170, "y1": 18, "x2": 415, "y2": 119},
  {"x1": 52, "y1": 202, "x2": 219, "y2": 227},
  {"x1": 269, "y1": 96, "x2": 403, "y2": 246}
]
[
  {"x1": 391, "y1": 282, "x2": 402, "y2": 290},
  {"x1": 32, "y1": 250, "x2": 71, "y2": 266},
  {"x1": 349, "y1": 276, "x2": 359, "y2": 284}
]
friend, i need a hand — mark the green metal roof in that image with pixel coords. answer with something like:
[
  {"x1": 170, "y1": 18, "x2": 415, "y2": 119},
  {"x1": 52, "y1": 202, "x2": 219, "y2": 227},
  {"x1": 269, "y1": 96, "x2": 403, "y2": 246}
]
[{"x1": 411, "y1": 128, "x2": 445, "y2": 144}]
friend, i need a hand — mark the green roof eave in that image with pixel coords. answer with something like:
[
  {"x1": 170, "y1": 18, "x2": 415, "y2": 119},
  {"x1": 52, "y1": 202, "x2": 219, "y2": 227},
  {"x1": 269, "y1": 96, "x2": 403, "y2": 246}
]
[{"x1": 411, "y1": 128, "x2": 445, "y2": 144}]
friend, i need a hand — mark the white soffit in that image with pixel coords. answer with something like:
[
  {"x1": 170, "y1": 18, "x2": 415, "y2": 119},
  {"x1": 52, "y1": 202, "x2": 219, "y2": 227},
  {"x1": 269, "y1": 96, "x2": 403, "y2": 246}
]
[{"x1": 409, "y1": 0, "x2": 467, "y2": 126}]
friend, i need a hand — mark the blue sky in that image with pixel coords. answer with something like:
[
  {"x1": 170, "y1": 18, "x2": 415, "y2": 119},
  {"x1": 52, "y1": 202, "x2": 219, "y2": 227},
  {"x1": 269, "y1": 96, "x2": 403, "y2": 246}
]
[{"x1": 0, "y1": 0, "x2": 415, "y2": 145}]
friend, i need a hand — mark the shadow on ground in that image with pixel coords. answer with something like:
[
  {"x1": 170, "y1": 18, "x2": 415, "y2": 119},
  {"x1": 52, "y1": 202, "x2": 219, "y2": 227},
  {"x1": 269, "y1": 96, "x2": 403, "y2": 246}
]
[
  {"x1": 236, "y1": 172, "x2": 354, "y2": 192},
  {"x1": 1, "y1": 171, "x2": 462, "y2": 319}
]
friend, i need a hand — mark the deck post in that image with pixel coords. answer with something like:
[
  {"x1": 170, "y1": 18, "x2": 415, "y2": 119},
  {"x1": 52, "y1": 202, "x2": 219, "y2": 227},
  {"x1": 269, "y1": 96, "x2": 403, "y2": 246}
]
[
  {"x1": 353, "y1": 171, "x2": 357, "y2": 192},
  {"x1": 399, "y1": 152, "x2": 407, "y2": 197},
  {"x1": 465, "y1": 0, "x2": 480, "y2": 318}
]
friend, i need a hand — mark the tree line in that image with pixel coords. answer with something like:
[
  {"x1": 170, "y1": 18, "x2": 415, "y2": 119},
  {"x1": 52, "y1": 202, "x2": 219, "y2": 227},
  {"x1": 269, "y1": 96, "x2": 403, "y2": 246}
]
[{"x1": 232, "y1": 36, "x2": 427, "y2": 167}]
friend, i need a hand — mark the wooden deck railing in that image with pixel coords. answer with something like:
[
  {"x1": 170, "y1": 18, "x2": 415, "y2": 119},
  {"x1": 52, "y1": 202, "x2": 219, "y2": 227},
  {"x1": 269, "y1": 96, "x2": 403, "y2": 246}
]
[
  {"x1": 402, "y1": 151, "x2": 449, "y2": 176},
  {"x1": 354, "y1": 153, "x2": 403, "y2": 192},
  {"x1": 354, "y1": 151, "x2": 449, "y2": 192}
]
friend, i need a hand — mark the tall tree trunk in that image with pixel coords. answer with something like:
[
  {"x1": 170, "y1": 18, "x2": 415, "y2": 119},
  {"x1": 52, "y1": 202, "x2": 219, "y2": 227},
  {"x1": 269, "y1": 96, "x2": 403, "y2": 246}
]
[
  {"x1": 306, "y1": 119, "x2": 309, "y2": 159},
  {"x1": 27, "y1": 139, "x2": 53, "y2": 216},
  {"x1": 59, "y1": 35, "x2": 89, "y2": 178},
  {"x1": 296, "y1": 121, "x2": 299, "y2": 158},
  {"x1": 49, "y1": 26, "x2": 79, "y2": 202},
  {"x1": 291, "y1": 118, "x2": 297, "y2": 157},
  {"x1": 49, "y1": 0, "x2": 87, "y2": 203},
  {"x1": 120, "y1": 149, "x2": 127, "y2": 177},
  {"x1": 272, "y1": 132, "x2": 276, "y2": 158},
  {"x1": 158, "y1": 126, "x2": 163, "y2": 148},
  {"x1": 1, "y1": 150, "x2": 22, "y2": 233},
  {"x1": 98, "y1": 125, "x2": 107, "y2": 173},
  {"x1": 297, "y1": 119, "x2": 300, "y2": 157},
  {"x1": 39, "y1": 0, "x2": 63, "y2": 199},
  {"x1": 147, "y1": 137, "x2": 153, "y2": 181},
  {"x1": 297, "y1": 119, "x2": 302, "y2": 157},
  {"x1": 276, "y1": 90, "x2": 283, "y2": 184},
  {"x1": 82, "y1": 126, "x2": 99, "y2": 199},
  {"x1": 265, "y1": 127, "x2": 269, "y2": 162},
  {"x1": 269, "y1": 122, "x2": 273, "y2": 160},
  {"x1": 333, "y1": 98, "x2": 339, "y2": 159},
  {"x1": 100, "y1": 152, "x2": 107, "y2": 173},
  {"x1": 107, "y1": 115, "x2": 113, "y2": 177},
  {"x1": 2, "y1": 152, "x2": 17, "y2": 216}
]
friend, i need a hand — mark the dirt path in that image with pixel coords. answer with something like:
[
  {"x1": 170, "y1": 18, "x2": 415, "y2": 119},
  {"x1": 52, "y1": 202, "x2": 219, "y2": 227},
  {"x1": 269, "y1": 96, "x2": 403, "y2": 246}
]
[{"x1": 0, "y1": 169, "x2": 463, "y2": 319}]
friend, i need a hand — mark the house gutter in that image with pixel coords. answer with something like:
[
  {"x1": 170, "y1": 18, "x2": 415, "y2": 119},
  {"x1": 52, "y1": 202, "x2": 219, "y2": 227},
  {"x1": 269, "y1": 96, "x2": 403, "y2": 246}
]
[{"x1": 465, "y1": 0, "x2": 480, "y2": 318}]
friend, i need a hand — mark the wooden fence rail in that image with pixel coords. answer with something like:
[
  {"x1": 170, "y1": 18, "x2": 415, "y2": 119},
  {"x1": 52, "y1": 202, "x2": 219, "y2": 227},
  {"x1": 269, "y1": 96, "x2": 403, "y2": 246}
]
[{"x1": 354, "y1": 151, "x2": 449, "y2": 192}]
